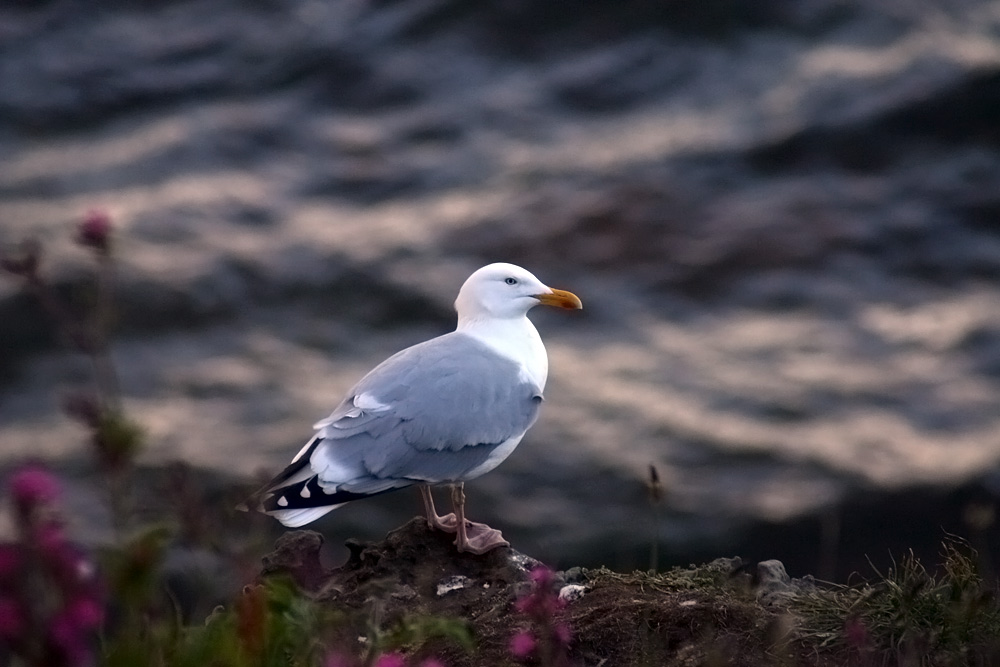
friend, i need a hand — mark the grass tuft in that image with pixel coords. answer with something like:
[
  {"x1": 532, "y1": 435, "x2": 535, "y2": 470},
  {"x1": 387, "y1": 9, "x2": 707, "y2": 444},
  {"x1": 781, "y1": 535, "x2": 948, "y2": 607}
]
[{"x1": 791, "y1": 539, "x2": 1000, "y2": 666}]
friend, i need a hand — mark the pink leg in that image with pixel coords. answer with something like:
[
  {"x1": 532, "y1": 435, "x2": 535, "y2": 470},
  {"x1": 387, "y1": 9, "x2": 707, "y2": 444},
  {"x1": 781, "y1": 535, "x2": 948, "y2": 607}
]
[
  {"x1": 451, "y1": 483, "x2": 509, "y2": 554},
  {"x1": 420, "y1": 485, "x2": 459, "y2": 532}
]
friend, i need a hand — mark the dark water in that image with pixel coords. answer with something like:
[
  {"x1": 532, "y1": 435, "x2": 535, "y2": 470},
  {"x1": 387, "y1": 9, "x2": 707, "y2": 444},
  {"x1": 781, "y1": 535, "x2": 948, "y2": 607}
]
[{"x1": 2, "y1": 0, "x2": 1000, "y2": 581}]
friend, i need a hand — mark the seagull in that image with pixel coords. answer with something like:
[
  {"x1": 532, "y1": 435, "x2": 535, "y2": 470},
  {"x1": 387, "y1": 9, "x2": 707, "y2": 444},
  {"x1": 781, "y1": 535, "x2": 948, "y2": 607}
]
[{"x1": 242, "y1": 263, "x2": 582, "y2": 554}]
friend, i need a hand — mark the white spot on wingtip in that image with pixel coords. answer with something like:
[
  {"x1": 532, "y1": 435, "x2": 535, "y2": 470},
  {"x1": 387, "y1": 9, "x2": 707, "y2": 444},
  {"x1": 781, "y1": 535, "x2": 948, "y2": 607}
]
[
  {"x1": 300, "y1": 486, "x2": 311, "y2": 498},
  {"x1": 277, "y1": 496, "x2": 288, "y2": 507}
]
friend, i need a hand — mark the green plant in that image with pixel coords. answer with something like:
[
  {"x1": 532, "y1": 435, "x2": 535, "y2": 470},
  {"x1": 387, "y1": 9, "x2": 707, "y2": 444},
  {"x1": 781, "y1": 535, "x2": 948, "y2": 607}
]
[
  {"x1": 792, "y1": 541, "x2": 1000, "y2": 666},
  {"x1": 0, "y1": 466, "x2": 104, "y2": 667},
  {"x1": 509, "y1": 566, "x2": 572, "y2": 667},
  {"x1": 1, "y1": 211, "x2": 463, "y2": 667}
]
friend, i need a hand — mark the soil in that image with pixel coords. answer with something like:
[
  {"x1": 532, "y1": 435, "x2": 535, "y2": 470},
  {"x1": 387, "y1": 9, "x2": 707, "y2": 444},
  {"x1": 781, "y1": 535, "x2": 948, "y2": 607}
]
[{"x1": 260, "y1": 519, "x2": 845, "y2": 667}]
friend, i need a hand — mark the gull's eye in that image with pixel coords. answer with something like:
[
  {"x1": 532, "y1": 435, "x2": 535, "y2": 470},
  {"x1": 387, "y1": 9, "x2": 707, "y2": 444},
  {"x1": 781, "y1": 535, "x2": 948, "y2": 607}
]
[{"x1": 504, "y1": 277, "x2": 518, "y2": 285}]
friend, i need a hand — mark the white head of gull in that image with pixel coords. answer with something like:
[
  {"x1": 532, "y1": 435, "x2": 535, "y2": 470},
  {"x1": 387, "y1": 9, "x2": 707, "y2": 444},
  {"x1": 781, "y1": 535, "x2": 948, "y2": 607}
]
[{"x1": 241, "y1": 262, "x2": 582, "y2": 554}]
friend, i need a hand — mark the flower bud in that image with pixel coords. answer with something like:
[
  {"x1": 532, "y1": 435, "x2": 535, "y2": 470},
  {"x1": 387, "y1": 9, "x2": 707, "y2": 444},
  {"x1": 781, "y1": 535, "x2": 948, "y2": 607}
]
[
  {"x1": 76, "y1": 209, "x2": 112, "y2": 254},
  {"x1": 9, "y1": 465, "x2": 60, "y2": 514}
]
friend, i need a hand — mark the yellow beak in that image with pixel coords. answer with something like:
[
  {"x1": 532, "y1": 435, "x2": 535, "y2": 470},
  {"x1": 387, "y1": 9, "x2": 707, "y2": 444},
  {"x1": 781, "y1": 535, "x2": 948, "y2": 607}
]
[{"x1": 534, "y1": 288, "x2": 583, "y2": 310}]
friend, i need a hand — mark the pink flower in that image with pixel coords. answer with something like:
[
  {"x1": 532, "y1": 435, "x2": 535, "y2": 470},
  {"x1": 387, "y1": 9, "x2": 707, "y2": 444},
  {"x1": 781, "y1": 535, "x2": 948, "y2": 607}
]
[
  {"x1": 530, "y1": 566, "x2": 555, "y2": 587},
  {"x1": 322, "y1": 652, "x2": 355, "y2": 667},
  {"x1": 0, "y1": 545, "x2": 22, "y2": 580},
  {"x1": 35, "y1": 523, "x2": 85, "y2": 583},
  {"x1": 844, "y1": 617, "x2": 869, "y2": 648},
  {"x1": 516, "y1": 565, "x2": 566, "y2": 618},
  {"x1": 515, "y1": 590, "x2": 563, "y2": 617},
  {"x1": 77, "y1": 209, "x2": 112, "y2": 253},
  {"x1": 374, "y1": 653, "x2": 407, "y2": 667},
  {"x1": 0, "y1": 597, "x2": 25, "y2": 639},
  {"x1": 9, "y1": 465, "x2": 60, "y2": 509},
  {"x1": 511, "y1": 565, "x2": 573, "y2": 664},
  {"x1": 49, "y1": 609, "x2": 92, "y2": 667},
  {"x1": 509, "y1": 630, "x2": 537, "y2": 658},
  {"x1": 36, "y1": 521, "x2": 67, "y2": 551},
  {"x1": 65, "y1": 597, "x2": 103, "y2": 630},
  {"x1": 554, "y1": 621, "x2": 572, "y2": 645}
]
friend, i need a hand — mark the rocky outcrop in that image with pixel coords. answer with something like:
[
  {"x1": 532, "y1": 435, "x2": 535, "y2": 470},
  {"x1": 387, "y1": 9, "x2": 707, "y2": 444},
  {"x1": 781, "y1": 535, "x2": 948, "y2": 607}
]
[{"x1": 259, "y1": 520, "x2": 826, "y2": 666}]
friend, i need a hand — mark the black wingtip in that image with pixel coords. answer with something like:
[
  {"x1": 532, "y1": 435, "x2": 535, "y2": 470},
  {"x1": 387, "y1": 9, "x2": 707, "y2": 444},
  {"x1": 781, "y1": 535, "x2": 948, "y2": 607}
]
[
  {"x1": 237, "y1": 437, "x2": 327, "y2": 516},
  {"x1": 260, "y1": 476, "x2": 398, "y2": 513}
]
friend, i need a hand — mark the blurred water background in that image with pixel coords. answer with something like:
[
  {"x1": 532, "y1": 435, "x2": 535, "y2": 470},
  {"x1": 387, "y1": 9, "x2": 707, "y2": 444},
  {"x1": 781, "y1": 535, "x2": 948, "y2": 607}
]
[{"x1": 3, "y1": 0, "x2": 1000, "y2": 581}]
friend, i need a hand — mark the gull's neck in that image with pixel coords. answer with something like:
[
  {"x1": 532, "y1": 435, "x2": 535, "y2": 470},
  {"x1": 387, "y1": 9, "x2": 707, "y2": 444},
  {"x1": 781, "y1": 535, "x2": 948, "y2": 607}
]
[{"x1": 456, "y1": 314, "x2": 548, "y2": 390}]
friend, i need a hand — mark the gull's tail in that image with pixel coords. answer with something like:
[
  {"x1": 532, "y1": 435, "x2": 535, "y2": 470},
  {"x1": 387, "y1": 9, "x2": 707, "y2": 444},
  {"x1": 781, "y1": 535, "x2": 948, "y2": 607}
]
[
  {"x1": 266, "y1": 505, "x2": 342, "y2": 528},
  {"x1": 236, "y1": 436, "x2": 339, "y2": 526},
  {"x1": 237, "y1": 435, "x2": 401, "y2": 527}
]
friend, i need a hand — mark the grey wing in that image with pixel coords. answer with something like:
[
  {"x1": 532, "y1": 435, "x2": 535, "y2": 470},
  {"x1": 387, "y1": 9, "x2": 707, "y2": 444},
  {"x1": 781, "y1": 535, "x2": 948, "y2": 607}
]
[{"x1": 310, "y1": 333, "x2": 542, "y2": 490}]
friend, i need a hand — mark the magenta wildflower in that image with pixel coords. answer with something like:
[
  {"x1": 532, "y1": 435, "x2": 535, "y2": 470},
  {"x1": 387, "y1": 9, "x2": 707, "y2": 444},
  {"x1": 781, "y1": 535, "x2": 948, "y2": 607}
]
[
  {"x1": 0, "y1": 596, "x2": 25, "y2": 639},
  {"x1": 554, "y1": 621, "x2": 572, "y2": 645},
  {"x1": 49, "y1": 610, "x2": 79, "y2": 643},
  {"x1": 64, "y1": 597, "x2": 103, "y2": 630},
  {"x1": 515, "y1": 591, "x2": 563, "y2": 616},
  {"x1": 53, "y1": 549, "x2": 94, "y2": 595},
  {"x1": 49, "y1": 609, "x2": 92, "y2": 667},
  {"x1": 36, "y1": 521, "x2": 67, "y2": 550},
  {"x1": 0, "y1": 545, "x2": 21, "y2": 580},
  {"x1": 515, "y1": 568, "x2": 565, "y2": 617},
  {"x1": 510, "y1": 565, "x2": 573, "y2": 666},
  {"x1": 844, "y1": 617, "x2": 870, "y2": 649},
  {"x1": 35, "y1": 522, "x2": 87, "y2": 586},
  {"x1": 76, "y1": 209, "x2": 113, "y2": 253},
  {"x1": 530, "y1": 566, "x2": 556, "y2": 587},
  {"x1": 374, "y1": 653, "x2": 407, "y2": 667},
  {"x1": 1, "y1": 464, "x2": 105, "y2": 667},
  {"x1": 510, "y1": 630, "x2": 537, "y2": 658},
  {"x1": 10, "y1": 465, "x2": 60, "y2": 510}
]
